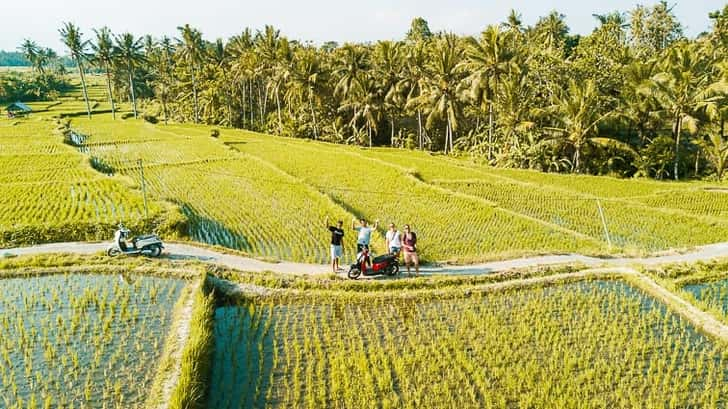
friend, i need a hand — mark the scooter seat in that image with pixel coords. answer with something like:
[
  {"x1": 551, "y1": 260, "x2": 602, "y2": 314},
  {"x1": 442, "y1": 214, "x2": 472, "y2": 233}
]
[{"x1": 372, "y1": 254, "x2": 395, "y2": 264}]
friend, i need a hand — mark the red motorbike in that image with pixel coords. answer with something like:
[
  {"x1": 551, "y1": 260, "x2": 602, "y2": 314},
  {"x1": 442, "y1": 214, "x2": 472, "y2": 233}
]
[{"x1": 347, "y1": 246, "x2": 400, "y2": 279}]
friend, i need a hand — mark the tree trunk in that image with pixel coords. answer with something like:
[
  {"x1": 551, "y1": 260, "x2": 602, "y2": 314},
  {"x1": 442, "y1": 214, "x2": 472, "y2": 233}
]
[
  {"x1": 162, "y1": 96, "x2": 169, "y2": 125},
  {"x1": 573, "y1": 147, "x2": 581, "y2": 173},
  {"x1": 488, "y1": 102, "x2": 494, "y2": 160},
  {"x1": 445, "y1": 120, "x2": 451, "y2": 155},
  {"x1": 190, "y1": 65, "x2": 199, "y2": 123},
  {"x1": 77, "y1": 60, "x2": 92, "y2": 120},
  {"x1": 368, "y1": 122, "x2": 372, "y2": 148},
  {"x1": 695, "y1": 150, "x2": 700, "y2": 177},
  {"x1": 104, "y1": 64, "x2": 115, "y2": 120},
  {"x1": 674, "y1": 115, "x2": 682, "y2": 180},
  {"x1": 390, "y1": 116, "x2": 395, "y2": 147},
  {"x1": 309, "y1": 93, "x2": 318, "y2": 140},
  {"x1": 129, "y1": 67, "x2": 138, "y2": 119},
  {"x1": 276, "y1": 87, "x2": 283, "y2": 134},
  {"x1": 417, "y1": 109, "x2": 423, "y2": 150}
]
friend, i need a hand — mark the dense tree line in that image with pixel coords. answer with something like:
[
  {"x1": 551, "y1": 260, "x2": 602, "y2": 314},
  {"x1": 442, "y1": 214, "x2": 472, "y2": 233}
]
[{"x1": 17, "y1": 3, "x2": 728, "y2": 179}]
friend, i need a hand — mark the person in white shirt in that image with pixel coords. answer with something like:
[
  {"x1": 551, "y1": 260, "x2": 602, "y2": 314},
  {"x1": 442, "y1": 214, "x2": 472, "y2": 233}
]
[{"x1": 385, "y1": 223, "x2": 402, "y2": 256}]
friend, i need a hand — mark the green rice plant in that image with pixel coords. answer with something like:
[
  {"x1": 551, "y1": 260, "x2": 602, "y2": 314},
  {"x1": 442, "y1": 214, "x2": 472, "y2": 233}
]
[
  {"x1": 207, "y1": 278, "x2": 728, "y2": 408},
  {"x1": 168, "y1": 275, "x2": 216, "y2": 409}
]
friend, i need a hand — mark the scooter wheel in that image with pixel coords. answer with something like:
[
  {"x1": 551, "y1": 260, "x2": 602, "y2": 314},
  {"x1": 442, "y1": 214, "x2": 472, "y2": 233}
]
[
  {"x1": 107, "y1": 248, "x2": 121, "y2": 257},
  {"x1": 387, "y1": 263, "x2": 400, "y2": 276},
  {"x1": 149, "y1": 246, "x2": 162, "y2": 257},
  {"x1": 348, "y1": 267, "x2": 362, "y2": 280}
]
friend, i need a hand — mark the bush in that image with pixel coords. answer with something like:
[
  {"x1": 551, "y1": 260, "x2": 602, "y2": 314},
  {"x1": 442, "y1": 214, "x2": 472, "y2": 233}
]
[{"x1": 143, "y1": 113, "x2": 159, "y2": 124}]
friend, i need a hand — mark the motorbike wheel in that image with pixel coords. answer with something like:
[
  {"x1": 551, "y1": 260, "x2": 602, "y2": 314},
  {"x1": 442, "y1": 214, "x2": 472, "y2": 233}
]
[
  {"x1": 348, "y1": 267, "x2": 362, "y2": 280},
  {"x1": 148, "y1": 246, "x2": 162, "y2": 257},
  {"x1": 107, "y1": 248, "x2": 121, "y2": 257},
  {"x1": 387, "y1": 263, "x2": 400, "y2": 276}
]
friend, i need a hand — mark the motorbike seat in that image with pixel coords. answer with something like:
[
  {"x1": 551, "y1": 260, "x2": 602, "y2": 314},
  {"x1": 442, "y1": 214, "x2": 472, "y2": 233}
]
[{"x1": 372, "y1": 254, "x2": 394, "y2": 264}]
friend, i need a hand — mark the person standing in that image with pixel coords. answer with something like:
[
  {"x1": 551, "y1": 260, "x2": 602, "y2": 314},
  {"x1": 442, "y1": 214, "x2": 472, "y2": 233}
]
[
  {"x1": 325, "y1": 216, "x2": 345, "y2": 273},
  {"x1": 402, "y1": 224, "x2": 419, "y2": 276},
  {"x1": 385, "y1": 223, "x2": 402, "y2": 256},
  {"x1": 352, "y1": 218, "x2": 378, "y2": 253}
]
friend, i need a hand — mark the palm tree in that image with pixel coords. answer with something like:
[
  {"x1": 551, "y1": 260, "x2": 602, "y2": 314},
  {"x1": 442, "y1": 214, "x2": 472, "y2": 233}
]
[
  {"x1": 649, "y1": 44, "x2": 723, "y2": 179},
  {"x1": 399, "y1": 41, "x2": 429, "y2": 149},
  {"x1": 114, "y1": 33, "x2": 145, "y2": 118},
  {"x1": 18, "y1": 40, "x2": 43, "y2": 75},
  {"x1": 91, "y1": 27, "x2": 117, "y2": 119},
  {"x1": 407, "y1": 34, "x2": 465, "y2": 154},
  {"x1": 339, "y1": 75, "x2": 380, "y2": 147},
  {"x1": 333, "y1": 44, "x2": 370, "y2": 139},
  {"x1": 59, "y1": 22, "x2": 92, "y2": 119},
  {"x1": 286, "y1": 47, "x2": 326, "y2": 139},
  {"x1": 462, "y1": 25, "x2": 517, "y2": 160},
  {"x1": 177, "y1": 24, "x2": 205, "y2": 123},
  {"x1": 373, "y1": 40, "x2": 404, "y2": 146},
  {"x1": 542, "y1": 79, "x2": 634, "y2": 172}
]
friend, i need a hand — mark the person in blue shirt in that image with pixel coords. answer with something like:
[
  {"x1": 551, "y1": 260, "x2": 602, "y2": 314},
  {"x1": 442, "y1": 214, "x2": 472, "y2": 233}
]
[{"x1": 352, "y1": 217, "x2": 378, "y2": 266}]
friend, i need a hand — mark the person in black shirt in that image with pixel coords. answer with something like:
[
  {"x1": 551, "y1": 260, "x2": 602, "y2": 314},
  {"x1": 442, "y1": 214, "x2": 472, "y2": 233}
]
[{"x1": 325, "y1": 216, "x2": 345, "y2": 273}]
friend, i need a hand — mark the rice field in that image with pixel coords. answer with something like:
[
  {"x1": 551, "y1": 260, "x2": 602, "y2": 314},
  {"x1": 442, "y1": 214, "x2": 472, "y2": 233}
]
[
  {"x1": 2, "y1": 89, "x2": 728, "y2": 263},
  {"x1": 0, "y1": 273, "x2": 186, "y2": 407},
  {"x1": 208, "y1": 279, "x2": 728, "y2": 409}
]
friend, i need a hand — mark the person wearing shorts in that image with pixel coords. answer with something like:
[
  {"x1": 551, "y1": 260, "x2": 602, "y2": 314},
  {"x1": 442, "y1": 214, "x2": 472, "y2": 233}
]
[
  {"x1": 385, "y1": 223, "x2": 402, "y2": 256},
  {"x1": 402, "y1": 224, "x2": 419, "y2": 276},
  {"x1": 325, "y1": 216, "x2": 344, "y2": 273},
  {"x1": 353, "y1": 218, "x2": 378, "y2": 265}
]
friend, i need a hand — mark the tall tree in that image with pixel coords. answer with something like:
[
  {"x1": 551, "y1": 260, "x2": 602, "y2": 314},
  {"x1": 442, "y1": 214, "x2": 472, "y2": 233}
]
[
  {"x1": 463, "y1": 25, "x2": 516, "y2": 160},
  {"x1": 114, "y1": 33, "x2": 145, "y2": 118},
  {"x1": 542, "y1": 79, "x2": 633, "y2": 172},
  {"x1": 91, "y1": 27, "x2": 117, "y2": 119},
  {"x1": 177, "y1": 24, "x2": 205, "y2": 123},
  {"x1": 649, "y1": 44, "x2": 721, "y2": 179},
  {"x1": 59, "y1": 22, "x2": 92, "y2": 119},
  {"x1": 408, "y1": 34, "x2": 465, "y2": 154}
]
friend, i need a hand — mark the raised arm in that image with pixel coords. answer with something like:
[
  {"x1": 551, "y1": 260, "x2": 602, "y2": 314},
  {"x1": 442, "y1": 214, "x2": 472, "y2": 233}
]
[
  {"x1": 352, "y1": 218, "x2": 357, "y2": 231},
  {"x1": 373, "y1": 219, "x2": 380, "y2": 230},
  {"x1": 325, "y1": 215, "x2": 330, "y2": 229}
]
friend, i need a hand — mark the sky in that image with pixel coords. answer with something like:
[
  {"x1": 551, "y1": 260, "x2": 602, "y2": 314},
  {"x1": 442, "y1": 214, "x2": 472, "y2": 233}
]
[{"x1": 2, "y1": 0, "x2": 725, "y2": 52}]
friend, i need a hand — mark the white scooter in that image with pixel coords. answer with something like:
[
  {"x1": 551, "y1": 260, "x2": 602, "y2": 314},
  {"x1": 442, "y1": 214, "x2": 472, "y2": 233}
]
[{"x1": 107, "y1": 224, "x2": 164, "y2": 257}]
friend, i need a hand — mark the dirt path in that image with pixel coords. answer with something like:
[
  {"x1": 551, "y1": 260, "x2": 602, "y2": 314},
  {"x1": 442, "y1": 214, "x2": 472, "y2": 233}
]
[{"x1": 4, "y1": 241, "x2": 728, "y2": 275}]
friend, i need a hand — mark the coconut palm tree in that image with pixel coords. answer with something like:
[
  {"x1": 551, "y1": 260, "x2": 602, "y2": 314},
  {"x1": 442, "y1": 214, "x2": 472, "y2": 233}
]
[
  {"x1": 649, "y1": 44, "x2": 723, "y2": 179},
  {"x1": 339, "y1": 75, "x2": 380, "y2": 147},
  {"x1": 59, "y1": 22, "x2": 92, "y2": 119},
  {"x1": 91, "y1": 27, "x2": 117, "y2": 119},
  {"x1": 407, "y1": 34, "x2": 465, "y2": 154},
  {"x1": 462, "y1": 25, "x2": 517, "y2": 160},
  {"x1": 373, "y1": 40, "x2": 404, "y2": 146},
  {"x1": 18, "y1": 40, "x2": 43, "y2": 75},
  {"x1": 541, "y1": 79, "x2": 635, "y2": 172},
  {"x1": 286, "y1": 47, "x2": 326, "y2": 139},
  {"x1": 399, "y1": 41, "x2": 429, "y2": 149},
  {"x1": 114, "y1": 33, "x2": 145, "y2": 118},
  {"x1": 177, "y1": 24, "x2": 205, "y2": 123}
]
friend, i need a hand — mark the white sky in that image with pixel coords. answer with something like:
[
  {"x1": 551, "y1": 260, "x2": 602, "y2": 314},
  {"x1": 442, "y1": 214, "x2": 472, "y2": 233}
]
[{"x1": 2, "y1": 0, "x2": 724, "y2": 52}]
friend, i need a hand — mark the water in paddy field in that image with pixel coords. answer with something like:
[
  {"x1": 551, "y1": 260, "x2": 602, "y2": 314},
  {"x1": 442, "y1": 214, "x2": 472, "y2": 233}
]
[
  {"x1": 206, "y1": 280, "x2": 727, "y2": 408},
  {"x1": 0, "y1": 274, "x2": 186, "y2": 407},
  {"x1": 683, "y1": 279, "x2": 728, "y2": 316}
]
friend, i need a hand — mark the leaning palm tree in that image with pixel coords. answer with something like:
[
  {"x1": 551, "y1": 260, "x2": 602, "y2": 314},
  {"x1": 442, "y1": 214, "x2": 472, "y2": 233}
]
[
  {"x1": 398, "y1": 41, "x2": 429, "y2": 149},
  {"x1": 91, "y1": 27, "x2": 117, "y2": 119},
  {"x1": 462, "y1": 25, "x2": 517, "y2": 160},
  {"x1": 59, "y1": 22, "x2": 92, "y2": 119},
  {"x1": 373, "y1": 40, "x2": 404, "y2": 146},
  {"x1": 114, "y1": 33, "x2": 146, "y2": 118},
  {"x1": 177, "y1": 24, "x2": 205, "y2": 123},
  {"x1": 407, "y1": 34, "x2": 465, "y2": 154}
]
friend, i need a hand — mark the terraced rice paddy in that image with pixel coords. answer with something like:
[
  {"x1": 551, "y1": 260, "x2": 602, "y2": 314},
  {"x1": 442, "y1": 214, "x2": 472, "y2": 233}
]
[
  {"x1": 0, "y1": 274, "x2": 186, "y2": 407},
  {"x1": 3, "y1": 89, "x2": 728, "y2": 264},
  {"x1": 208, "y1": 279, "x2": 728, "y2": 409}
]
